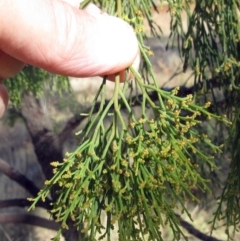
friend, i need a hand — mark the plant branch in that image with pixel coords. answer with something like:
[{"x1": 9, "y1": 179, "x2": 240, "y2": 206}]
[
  {"x1": 58, "y1": 77, "x2": 223, "y2": 143},
  {"x1": 20, "y1": 94, "x2": 64, "y2": 182},
  {"x1": 0, "y1": 198, "x2": 50, "y2": 210},
  {"x1": 20, "y1": 93, "x2": 82, "y2": 241},
  {"x1": 0, "y1": 158, "x2": 51, "y2": 206},
  {"x1": 177, "y1": 214, "x2": 223, "y2": 241},
  {"x1": 0, "y1": 213, "x2": 59, "y2": 231}
]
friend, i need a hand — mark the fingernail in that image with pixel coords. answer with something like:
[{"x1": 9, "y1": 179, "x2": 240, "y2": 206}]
[{"x1": 84, "y1": 3, "x2": 103, "y2": 14}]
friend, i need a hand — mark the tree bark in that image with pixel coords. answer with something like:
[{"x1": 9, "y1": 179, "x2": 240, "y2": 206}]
[
  {"x1": 19, "y1": 93, "x2": 83, "y2": 241},
  {"x1": 0, "y1": 157, "x2": 51, "y2": 207},
  {"x1": 0, "y1": 213, "x2": 59, "y2": 231}
]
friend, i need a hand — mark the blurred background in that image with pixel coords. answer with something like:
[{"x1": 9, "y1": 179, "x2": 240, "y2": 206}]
[{"x1": 0, "y1": 2, "x2": 234, "y2": 241}]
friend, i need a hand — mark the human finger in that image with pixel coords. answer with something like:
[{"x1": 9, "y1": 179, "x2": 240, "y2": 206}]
[
  {"x1": 83, "y1": 3, "x2": 140, "y2": 82},
  {"x1": 0, "y1": 0, "x2": 139, "y2": 78},
  {"x1": 106, "y1": 52, "x2": 140, "y2": 82},
  {"x1": 0, "y1": 50, "x2": 25, "y2": 80}
]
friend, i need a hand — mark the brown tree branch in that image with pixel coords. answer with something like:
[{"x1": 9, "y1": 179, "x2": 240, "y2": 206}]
[
  {"x1": 177, "y1": 214, "x2": 223, "y2": 241},
  {"x1": 0, "y1": 198, "x2": 50, "y2": 210},
  {"x1": 0, "y1": 213, "x2": 59, "y2": 231},
  {"x1": 0, "y1": 158, "x2": 51, "y2": 207},
  {"x1": 20, "y1": 94, "x2": 82, "y2": 241},
  {"x1": 20, "y1": 94, "x2": 63, "y2": 182},
  {"x1": 0, "y1": 157, "x2": 41, "y2": 197},
  {"x1": 0, "y1": 199, "x2": 224, "y2": 241}
]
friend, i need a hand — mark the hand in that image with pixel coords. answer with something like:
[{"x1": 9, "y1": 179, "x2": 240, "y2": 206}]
[{"x1": 0, "y1": 0, "x2": 139, "y2": 117}]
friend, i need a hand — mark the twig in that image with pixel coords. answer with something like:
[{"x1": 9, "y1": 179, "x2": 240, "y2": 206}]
[
  {"x1": 177, "y1": 214, "x2": 223, "y2": 241},
  {"x1": 0, "y1": 158, "x2": 51, "y2": 206},
  {"x1": 58, "y1": 77, "x2": 223, "y2": 143},
  {"x1": 20, "y1": 94, "x2": 82, "y2": 240},
  {"x1": 0, "y1": 213, "x2": 59, "y2": 231},
  {"x1": 20, "y1": 94, "x2": 64, "y2": 182},
  {"x1": 0, "y1": 198, "x2": 50, "y2": 210}
]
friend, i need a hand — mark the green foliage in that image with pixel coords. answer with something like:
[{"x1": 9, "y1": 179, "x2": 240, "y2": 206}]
[
  {"x1": 16, "y1": 0, "x2": 240, "y2": 240},
  {"x1": 26, "y1": 0, "x2": 240, "y2": 240},
  {"x1": 176, "y1": 1, "x2": 240, "y2": 239},
  {"x1": 212, "y1": 111, "x2": 240, "y2": 240},
  {"x1": 5, "y1": 66, "x2": 71, "y2": 108},
  {"x1": 31, "y1": 75, "x2": 230, "y2": 241},
  {"x1": 167, "y1": 0, "x2": 240, "y2": 89}
]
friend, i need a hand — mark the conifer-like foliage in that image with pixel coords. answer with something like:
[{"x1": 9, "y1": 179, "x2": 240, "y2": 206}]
[
  {"x1": 5, "y1": 66, "x2": 71, "y2": 109},
  {"x1": 10, "y1": 0, "x2": 238, "y2": 240}
]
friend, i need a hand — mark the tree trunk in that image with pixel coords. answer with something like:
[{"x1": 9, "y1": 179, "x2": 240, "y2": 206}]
[{"x1": 20, "y1": 93, "x2": 84, "y2": 241}]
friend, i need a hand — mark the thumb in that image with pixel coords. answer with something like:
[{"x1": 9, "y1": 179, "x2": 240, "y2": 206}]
[
  {"x1": 84, "y1": 3, "x2": 140, "y2": 82},
  {"x1": 0, "y1": 0, "x2": 139, "y2": 78}
]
